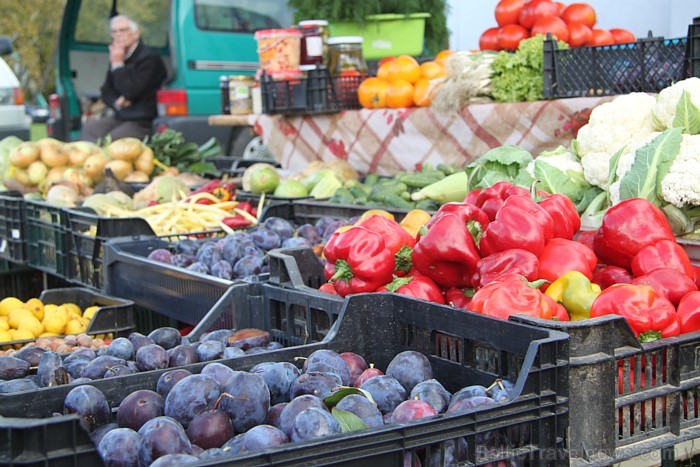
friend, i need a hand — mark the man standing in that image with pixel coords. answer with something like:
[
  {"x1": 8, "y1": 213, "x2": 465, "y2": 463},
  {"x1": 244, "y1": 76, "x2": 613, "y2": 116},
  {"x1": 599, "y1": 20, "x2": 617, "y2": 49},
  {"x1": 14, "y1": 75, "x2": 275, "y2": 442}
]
[{"x1": 81, "y1": 15, "x2": 167, "y2": 143}]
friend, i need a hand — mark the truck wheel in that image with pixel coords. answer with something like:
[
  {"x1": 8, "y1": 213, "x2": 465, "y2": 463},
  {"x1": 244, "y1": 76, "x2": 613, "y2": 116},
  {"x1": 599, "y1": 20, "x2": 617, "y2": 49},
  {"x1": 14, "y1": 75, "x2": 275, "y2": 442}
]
[{"x1": 230, "y1": 130, "x2": 275, "y2": 162}]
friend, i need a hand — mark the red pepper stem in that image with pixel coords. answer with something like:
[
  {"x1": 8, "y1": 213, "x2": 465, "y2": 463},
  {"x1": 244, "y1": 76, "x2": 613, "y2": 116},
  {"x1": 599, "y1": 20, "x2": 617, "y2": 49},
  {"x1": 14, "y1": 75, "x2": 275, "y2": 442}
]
[
  {"x1": 463, "y1": 288, "x2": 476, "y2": 297},
  {"x1": 330, "y1": 259, "x2": 353, "y2": 283},
  {"x1": 466, "y1": 220, "x2": 483, "y2": 245},
  {"x1": 639, "y1": 331, "x2": 663, "y2": 343},
  {"x1": 523, "y1": 278, "x2": 549, "y2": 289},
  {"x1": 394, "y1": 245, "x2": 413, "y2": 273},
  {"x1": 418, "y1": 225, "x2": 429, "y2": 237},
  {"x1": 385, "y1": 275, "x2": 413, "y2": 293}
]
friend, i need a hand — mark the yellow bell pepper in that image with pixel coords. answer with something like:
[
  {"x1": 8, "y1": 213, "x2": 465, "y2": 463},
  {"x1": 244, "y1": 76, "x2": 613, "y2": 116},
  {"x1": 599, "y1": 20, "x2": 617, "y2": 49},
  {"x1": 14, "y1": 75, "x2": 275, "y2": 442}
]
[
  {"x1": 357, "y1": 209, "x2": 395, "y2": 223},
  {"x1": 545, "y1": 271, "x2": 601, "y2": 321},
  {"x1": 398, "y1": 209, "x2": 432, "y2": 238}
]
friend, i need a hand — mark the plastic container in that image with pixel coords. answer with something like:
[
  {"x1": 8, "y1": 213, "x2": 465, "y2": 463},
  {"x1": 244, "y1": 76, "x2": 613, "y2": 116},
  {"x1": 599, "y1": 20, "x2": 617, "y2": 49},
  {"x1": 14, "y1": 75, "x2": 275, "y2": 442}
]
[
  {"x1": 327, "y1": 36, "x2": 367, "y2": 76},
  {"x1": 25, "y1": 198, "x2": 68, "y2": 278},
  {"x1": 0, "y1": 283, "x2": 568, "y2": 467},
  {"x1": 0, "y1": 287, "x2": 135, "y2": 348},
  {"x1": 329, "y1": 13, "x2": 430, "y2": 59},
  {"x1": 543, "y1": 20, "x2": 700, "y2": 99},
  {"x1": 289, "y1": 197, "x2": 415, "y2": 223},
  {"x1": 0, "y1": 191, "x2": 27, "y2": 264},
  {"x1": 254, "y1": 28, "x2": 302, "y2": 78},
  {"x1": 260, "y1": 67, "x2": 362, "y2": 115}
]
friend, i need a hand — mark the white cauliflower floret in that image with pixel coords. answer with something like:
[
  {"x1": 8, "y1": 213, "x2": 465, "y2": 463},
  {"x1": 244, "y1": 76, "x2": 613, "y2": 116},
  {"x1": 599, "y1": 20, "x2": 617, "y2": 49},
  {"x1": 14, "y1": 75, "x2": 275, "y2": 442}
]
[
  {"x1": 653, "y1": 77, "x2": 700, "y2": 130},
  {"x1": 576, "y1": 93, "x2": 657, "y2": 188},
  {"x1": 581, "y1": 152, "x2": 614, "y2": 189},
  {"x1": 608, "y1": 180, "x2": 622, "y2": 206},
  {"x1": 537, "y1": 147, "x2": 583, "y2": 173},
  {"x1": 660, "y1": 134, "x2": 700, "y2": 207}
]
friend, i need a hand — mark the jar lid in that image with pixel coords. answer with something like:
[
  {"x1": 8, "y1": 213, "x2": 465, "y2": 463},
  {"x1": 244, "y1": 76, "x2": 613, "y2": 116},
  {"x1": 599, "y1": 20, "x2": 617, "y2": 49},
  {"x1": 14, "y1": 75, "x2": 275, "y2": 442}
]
[
  {"x1": 229, "y1": 75, "x2": 255, "y2": 81},
  {"x1": 299, "y1": 20, "x2": 329, "y2": 27},
  {"x1": 327, "y1": 36, "x2": 364, "y2": 45},
  {"x1": 299, "y1": 64, "x2": 318, "y2": 71},
  {"x1": 254, "y1": 28, "x2": 302, "y2": 39}
]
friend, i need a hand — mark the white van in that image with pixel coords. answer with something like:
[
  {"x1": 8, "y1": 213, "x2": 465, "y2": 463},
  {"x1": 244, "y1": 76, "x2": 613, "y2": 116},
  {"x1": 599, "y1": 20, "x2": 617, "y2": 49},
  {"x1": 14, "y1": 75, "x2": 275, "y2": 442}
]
[{"x1": 0, "y1": 36, "x2": 30, "y2": 141}]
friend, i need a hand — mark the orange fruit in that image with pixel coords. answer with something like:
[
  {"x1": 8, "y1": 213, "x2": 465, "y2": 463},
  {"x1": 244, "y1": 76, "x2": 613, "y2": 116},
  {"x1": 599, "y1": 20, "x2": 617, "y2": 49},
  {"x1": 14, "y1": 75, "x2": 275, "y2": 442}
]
[
  {"x1": 435, "y1": 49, "x2": 456, "y2": 66},
  {"x1": 413, "y1": 79, "x2": 434, "y2": 107},
  {"x1": 377, "y1": 61, "x2": 392, "y2": 81},
  {"x1": 358, "y1": 77, "x2": 389, "y2": 109},
  {"x1": 420, "y1": 61, "x2": 447, "y2": 80},
  {"x1": 388, "y1": 55, "x2": 421, "y2": 84},
  {"x1": 386, "y1": 79, "x2": 415, "y2": 108},
  {"x1": 378, "y1": 56, "x2": 395, "y2": 67}
]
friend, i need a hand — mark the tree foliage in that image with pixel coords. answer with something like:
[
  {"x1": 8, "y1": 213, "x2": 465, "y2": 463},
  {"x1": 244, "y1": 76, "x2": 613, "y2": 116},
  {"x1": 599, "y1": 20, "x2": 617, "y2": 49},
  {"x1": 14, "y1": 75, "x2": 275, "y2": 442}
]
[{"x1": 0, "y1": 0, "x2": 66, "y2": 101}]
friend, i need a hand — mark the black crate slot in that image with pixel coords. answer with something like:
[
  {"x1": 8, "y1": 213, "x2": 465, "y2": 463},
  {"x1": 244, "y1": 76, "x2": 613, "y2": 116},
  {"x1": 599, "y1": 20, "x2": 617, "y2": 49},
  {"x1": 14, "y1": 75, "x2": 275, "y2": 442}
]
[
  {"x1": 26, "y1": 199, "x2": 68, "y2": 277},
  {"x1": 0, "y1": 191, "x2": 27, "y2": 264}
]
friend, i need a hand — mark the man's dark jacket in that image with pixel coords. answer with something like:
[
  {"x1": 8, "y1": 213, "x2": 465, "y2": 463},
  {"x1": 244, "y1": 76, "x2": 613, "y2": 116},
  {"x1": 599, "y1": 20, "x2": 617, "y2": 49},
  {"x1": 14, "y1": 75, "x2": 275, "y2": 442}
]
[{"x1": 100, "y1": 41, "x2": 167, "y2": 122}]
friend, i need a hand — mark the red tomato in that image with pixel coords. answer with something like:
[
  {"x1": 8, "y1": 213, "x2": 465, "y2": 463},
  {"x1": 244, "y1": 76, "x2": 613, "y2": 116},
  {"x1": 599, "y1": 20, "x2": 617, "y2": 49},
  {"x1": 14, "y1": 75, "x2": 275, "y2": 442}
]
[
  {"x1": 561, "y1": 3, "x2": 597, "y2": 28},
  {"x1": 610, "y1": 28, "x2": 636, "y2": 44},
  {"x1": 531, "y1": 16, "x2": 570, "y2": 43},
  {"x1": 518, "y1": 0, "x2": 559, "y2": 29},
  {"x1": 479, "y1": 27, "x2": 503, "y2": 51},
  {"x1": 498, "y1": 24, "x2": 530, "y2": 50},
  {"x1": 554, "y1": 1, "x2": 566, "y2": 15},
  {"x1": 496, "y1": 0, "x2": 526, "y2": 26},
  {"x1": 590, "y1": 28, "x2": 615, "y2": 46},
  {"x1": 568, "y1": 22, "x2": 593, "y2": 47}
]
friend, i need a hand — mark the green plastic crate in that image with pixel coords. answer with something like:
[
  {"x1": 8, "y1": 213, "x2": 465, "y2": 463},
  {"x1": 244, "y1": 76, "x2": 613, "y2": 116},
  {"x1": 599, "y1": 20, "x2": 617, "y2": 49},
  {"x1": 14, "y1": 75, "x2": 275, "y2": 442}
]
[{"x1": 329, "y1": 13, "x2": 430, "y2": 59}]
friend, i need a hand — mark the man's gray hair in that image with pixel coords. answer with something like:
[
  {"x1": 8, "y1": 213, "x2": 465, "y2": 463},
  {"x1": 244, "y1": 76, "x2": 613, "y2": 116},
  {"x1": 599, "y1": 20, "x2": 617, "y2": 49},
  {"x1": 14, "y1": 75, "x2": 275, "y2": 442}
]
[{"x1": 110, "y1": 15, "x2": 139, "y2": 32}]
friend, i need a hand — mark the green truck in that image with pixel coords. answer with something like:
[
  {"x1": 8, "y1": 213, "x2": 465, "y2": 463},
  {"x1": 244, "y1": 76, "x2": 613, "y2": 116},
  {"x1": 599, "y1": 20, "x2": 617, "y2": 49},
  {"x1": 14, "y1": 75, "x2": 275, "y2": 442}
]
[{"x1": 50, "y1": 0, "x2": 295, "y2": 157}]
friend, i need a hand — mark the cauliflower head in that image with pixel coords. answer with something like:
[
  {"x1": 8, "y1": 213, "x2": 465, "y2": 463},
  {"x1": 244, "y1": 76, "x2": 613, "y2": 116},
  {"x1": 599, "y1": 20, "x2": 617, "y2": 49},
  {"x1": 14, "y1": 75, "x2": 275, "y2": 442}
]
[
  {"x1": 653, "y1": 77, "x2": 700, "y2": 130},
  {"x1": 576, "y1": 93, "x2": 657, "y2": 188},
  {"x1": 660, "y1": 133, "x2": 700, "y2": 208}
]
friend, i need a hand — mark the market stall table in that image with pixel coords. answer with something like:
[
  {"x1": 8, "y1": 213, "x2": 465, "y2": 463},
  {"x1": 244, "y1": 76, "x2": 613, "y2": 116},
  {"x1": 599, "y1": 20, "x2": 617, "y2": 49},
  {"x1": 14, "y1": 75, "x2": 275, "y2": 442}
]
[{"x1": 209, "y1": 96, "x2": 612, "y2": 175}]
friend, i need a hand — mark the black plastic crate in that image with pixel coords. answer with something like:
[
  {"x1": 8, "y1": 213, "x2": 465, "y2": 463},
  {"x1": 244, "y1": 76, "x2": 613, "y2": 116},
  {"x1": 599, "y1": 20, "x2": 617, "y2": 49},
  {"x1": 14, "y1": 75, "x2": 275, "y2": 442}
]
[
  {"x1": 0, "y1": 191, "x2": 27, "y2": 264},
  {"x1": 261, "y1": 67, "x2": 362, "y2": 115},
  {"x1": 543, "y1": 18, "x2": 700, "y2": 99},
  {"x1": 277, "y1": 197, "x2": 415, "y2": 224},
  {"x1": 0, "y1": 288, "x2": 569, "y2": 467},
  {"x1": 677, "y1": 237, "x2": 700, "y2": 265},
  {"x1": 25, "y1": 198, "x2": 69, "y2": 278},
  {"x1": 0, "y1": 287, "x2": 135, "y2": 349},
  {"x1": 65, "y1": 207, "x2": 156, "y2": 289}
]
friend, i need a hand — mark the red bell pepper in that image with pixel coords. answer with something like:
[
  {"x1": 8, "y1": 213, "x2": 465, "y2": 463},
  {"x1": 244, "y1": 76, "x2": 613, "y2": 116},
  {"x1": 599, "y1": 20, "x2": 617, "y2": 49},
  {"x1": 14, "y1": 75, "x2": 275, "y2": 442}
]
[
  {"x1": 538, "y1": 238, "x2": 598, "y2": 285},
  {"x1": 538, "y1": 193, "x2": 580, "y2": 240},
  {"x1": 189, "y1": 179, "x2": 221, "y2": 196},
  {"x1": 631, "y1": 239, "x2": 695, "y2": 279},
  {"x1": 464, "y1": 189, "x2": 481, "y2": 206},
  {"x1": 469, "y1": 273, "x2": 555, "y2": 320},
  {"x1": 592, "y1": 265, "x2": 633, "y2": 290},
  {"x1": 589, "y1": 284, "x2": 680, "y2": 341},
  {"x1": 412, "y1": 212, "x2": 481, "y2": 289},
  {"x1": 677, "y1": 291, "x2": 700, "y2": 334},
  {"x1": 445, "y1": 287, "x2": 475, "y2": 310},
  {"x1": 503, "y1": 195, "x2": 555, "y2": 243},
  {"x1": 480, "y1": 205, "x2": 546, "y2": 257},
  {"x1": 632, "y1": 268, "x2": 698, "y2": 306},
  {"x1": 323, "y1": 226, "x2": 395, "y2": 297},
  {"x1": 473, "y1": 182, "x2": 528, "y2": 221},
  {"x1": 574, "y1": 230, "x2": 596, "y2": 252},
  {"x1": 426, "y1": 202, "x2": 490, "y2": 233},
  {"x1": 319, "y1": 282, "x2": 339, "y2": 296},
  {"x1": 695, "y1": 265, "x2": 700, "y2": 290},
  {"x1": 376, "y1": 274, "x2": 445, "y2": 304},
  {"x1": 357, "y1": 215, "x2": 415, "y2": 275},
  {"x1": 471, "y1": 249, "x2": 539, "y2": 289},
  {"x1": 552, "y1": 300, "x2": 571, "y2": 321},
  {"x1": 593, "y1": 198, "x2": 675, "y2": 270},
  {"x1": 222, "y1": 215, "x2": 253, "y2": 229}
]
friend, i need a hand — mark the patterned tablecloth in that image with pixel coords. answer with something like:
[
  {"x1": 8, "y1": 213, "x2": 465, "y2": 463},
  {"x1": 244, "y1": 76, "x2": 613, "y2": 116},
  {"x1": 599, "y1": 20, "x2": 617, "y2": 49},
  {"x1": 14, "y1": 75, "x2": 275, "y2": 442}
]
[{"x1": 241, "y1": 96, "x2": 612, "y2": 175}]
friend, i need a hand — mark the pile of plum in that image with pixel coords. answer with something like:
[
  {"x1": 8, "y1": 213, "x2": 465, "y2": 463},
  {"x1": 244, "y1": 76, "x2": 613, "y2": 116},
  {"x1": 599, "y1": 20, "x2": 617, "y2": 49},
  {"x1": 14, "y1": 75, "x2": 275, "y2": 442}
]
[
  {"x1": 147, "y1": 216, "x2": 352, "y2": 281},
  {"x1": 0, "y1": 327, "x2": 278, "y2": 394},
  {"x1": 59, "y1": 348, "x2": 515, "y2": 466}
]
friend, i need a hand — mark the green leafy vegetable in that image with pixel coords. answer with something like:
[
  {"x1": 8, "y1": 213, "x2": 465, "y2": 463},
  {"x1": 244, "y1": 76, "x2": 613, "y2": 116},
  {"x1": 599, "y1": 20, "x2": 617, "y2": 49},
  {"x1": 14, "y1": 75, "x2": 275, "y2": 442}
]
[
  {"x1": 532, "y1": 146, "x2": 591, "y2": 204},
  {"x1": 332, "y1": 407, "x2": 369, "y2": 433},
  {"x1": 466, "y1": 145, "x2": 533, "y2": 190},
  {"x1": 618, "y1": 128, "x2": 682, "y2": 206},
  {"x1": 575, "y1": 186, "x2": 604, "y2": 214},
  {"x1": 146, "y1": 129, "x2": 221, "y2": 176},
  {"x1": 672, "y1": 90, "x2": 700, "y2": 135}
]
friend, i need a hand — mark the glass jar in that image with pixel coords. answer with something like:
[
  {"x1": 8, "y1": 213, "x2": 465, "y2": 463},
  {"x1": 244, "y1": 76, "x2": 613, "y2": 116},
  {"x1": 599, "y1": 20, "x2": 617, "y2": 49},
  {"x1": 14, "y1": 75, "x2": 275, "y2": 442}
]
[
  {"x1": 327, "y1": 36, "x2": 367, "y2": 76},
  {"x1": 228, "y1": 75, "x2": 255, "y2": 115},
  {"x1": 219, "y1": 75, "x2": 230, "y2": 114},
  {"x1": 298, "y1": 20, "x2": 329, "y2": 65}
]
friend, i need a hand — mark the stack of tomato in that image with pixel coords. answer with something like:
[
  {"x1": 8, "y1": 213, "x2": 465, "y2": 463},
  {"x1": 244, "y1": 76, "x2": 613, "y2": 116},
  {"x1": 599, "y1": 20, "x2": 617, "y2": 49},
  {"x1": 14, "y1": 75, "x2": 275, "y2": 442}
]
[
  {"x1": 480, "y1": 0, "x2": 636, "y2": 51},
  {"x1": 356, "y1": 51, "x2": 454, "y2": 109},
  {"x1": 318, "y1": 184, "x2": 700, "y2": 343}
]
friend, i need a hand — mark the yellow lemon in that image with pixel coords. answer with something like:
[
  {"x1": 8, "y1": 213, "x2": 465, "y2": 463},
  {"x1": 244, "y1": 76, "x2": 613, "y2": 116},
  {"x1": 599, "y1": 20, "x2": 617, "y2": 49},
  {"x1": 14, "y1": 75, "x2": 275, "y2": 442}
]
[
  {"x1": 39, "y1": 332, "x2": 59, "y2": 337},
  {"x1": 9, "y1": 329, "x2": 34, "y2": 341},
  {"x1": 0, "y1": 331, "x2": 11, "y2": 343},
  {"x1": 0, "y1": 297, "x2": 24, "y2": 317},
  {"x1": 51, "y1": 305, "x2": 69, "y2": 322},
  {"x1": 8, "y1": 309, "x2": 34, "y2": 329},
  {"x1": 43, "y1": 314, "x2": 67, "y2": 334},
  {"x1": 0, "y1": 320, "x2": 8, "y2": 332},
  {"x1": 23, "y1": 298, "x2": 44, "y2": 321},
  {"x1": 44, "y1": 304, "x2": 58, "y2": 315},
  {"x1": 82, "y1": 306, "x2": 99, "y2": 321},
  {"x1": 63, "y1": 303, "x2": 82, "y2": 318},
  {"x1": 65, "y1": 319, "x2": 87, "y2": 335},
  {"x1": 18, "y1": 316, "x2": 44, "y2": 338}
]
